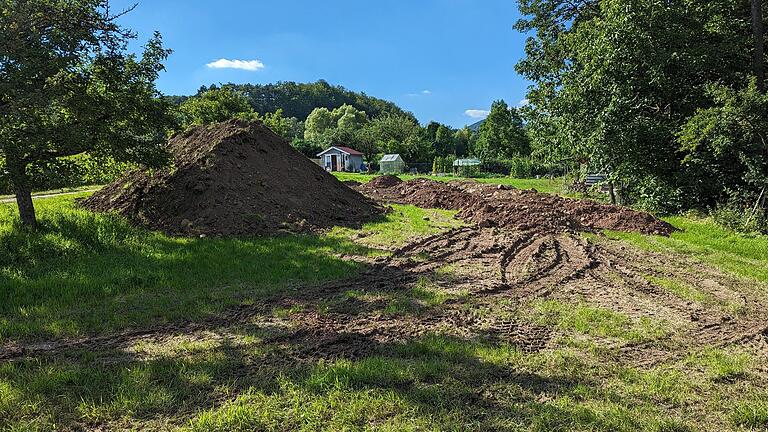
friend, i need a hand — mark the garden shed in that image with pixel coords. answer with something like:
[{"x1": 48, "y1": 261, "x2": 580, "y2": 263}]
[
  {"x1": 380, "y1": 154, "x2": 405, "y2": 174},
  {"x1": 316, "y1": 146, "x2": 365, "y2": 172}
]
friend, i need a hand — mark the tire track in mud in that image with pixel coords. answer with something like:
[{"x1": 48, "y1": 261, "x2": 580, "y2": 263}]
[
  {"x1": 4, "y1": 226, "x2": 767, "y2": 365},
  {"x1": 5, "y1": 179, "x2": 768, "y2": 366}
]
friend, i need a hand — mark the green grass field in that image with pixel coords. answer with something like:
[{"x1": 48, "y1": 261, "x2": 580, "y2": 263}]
[
  {"x1": 0, "y1": 193, "x2": 460, "y2": 342},
  {"x1": 606, "y1": 216, "x2": 768, "y2": 283},
  {"x1": 1, "y1": 191, "x2": 768, "y2": 431},
  {"x1": 333, "y1": 172, "x2": 567, "y2": 195}
]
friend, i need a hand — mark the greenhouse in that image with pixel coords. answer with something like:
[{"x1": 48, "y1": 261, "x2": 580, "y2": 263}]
[
  {"x1": 379, "y1": 154, "x2": 405, "y2": 174},
  {"x1": 453, "y1": 158, "x2": 481, "y2": 176}
]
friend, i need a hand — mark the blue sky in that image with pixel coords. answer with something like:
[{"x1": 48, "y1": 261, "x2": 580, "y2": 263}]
[{"x1": 112, "y1": 0, "x2": 531, "y2": 128}]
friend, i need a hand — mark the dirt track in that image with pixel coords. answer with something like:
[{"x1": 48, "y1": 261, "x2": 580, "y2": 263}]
[
  {"x1": 3, "y1": 179, "x2": 767, "y2": 371},
  {"x1": 4, "y1": 226, "x2": 766, "y2": 368}
]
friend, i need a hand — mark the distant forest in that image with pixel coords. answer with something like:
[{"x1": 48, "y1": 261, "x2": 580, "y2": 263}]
[{"x1": 166, "y1": 80, "x2": 416, "y2": 123}]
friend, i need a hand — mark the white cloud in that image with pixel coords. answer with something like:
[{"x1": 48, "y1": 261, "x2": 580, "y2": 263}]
[
  {"x1": 518, "y1": 98, "x2": 530, "y2": 107},
  {"x1": 465, "y1": 109, "x2": 490, "y2": 119},
  {"x1": 407, "y1": 89, "x2": 432, "y2": 97},
  {"x1": 206, "y1": 58, "x2": 265, "y2": 71}
]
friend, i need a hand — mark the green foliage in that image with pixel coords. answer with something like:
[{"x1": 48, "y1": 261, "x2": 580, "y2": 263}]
[
  {"x1": 678, "y1": 81, "x2": 768, "y2": 225},
  {"x1": 290, "y1": 138, "x2": 323, "y2": 159},
  {"x1": 193, "y1": 80, "x2": 415, "y2": 123},
  {"x1": 509, "y1": 157, "x2": 535, "y2": 178},
  {"x1": 178, "y1": 87, "x2": 255, "y2": 128},
  {"x1": 475, "y1": 100, "x2": 530, "y2": 159},
  {"x1": 178, "y1": 88, "x2": 301, "y2": 141},
  {"x1": 710, "y1": 198, "x2": 768, "y2": 234},
  {"x1": 432, "y1": 155, "x2": 456, "y2": 174},
  {"x1": 516, "y1": 0, "x2": 756, "y2": 212},
  {"x1": 304, "y1": 104, "x2": 368, "y2": 142},
  {"x1": 374, "y1": 115, "x2": 434, "y2": 163},
  {"x1": 0, "y1": 1, "x2": 176, "y2": 224}
]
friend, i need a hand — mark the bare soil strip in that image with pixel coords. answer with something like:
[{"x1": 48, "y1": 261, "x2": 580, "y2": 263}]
[{"x1": 3, "y1": 178, "x2": 766, "y2": 371}]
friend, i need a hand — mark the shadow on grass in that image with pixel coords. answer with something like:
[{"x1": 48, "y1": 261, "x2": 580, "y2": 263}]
[
  {"x1": 0, "y1": 204, "x2": 379, "y2": 342},
  {"x1": 0, "y1": 330, "x2": 693, "y2": 431}
]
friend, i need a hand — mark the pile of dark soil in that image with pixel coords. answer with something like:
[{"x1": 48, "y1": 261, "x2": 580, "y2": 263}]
[
  {"x1": 83, "y1": 119, "x2": 381, "y2": 236},
  {"x1": 367, "y1": 175, "x2": 403, "y2": 189},
  {"x1": 359, "y1": 178, "x2": 675, "y2": 236}
]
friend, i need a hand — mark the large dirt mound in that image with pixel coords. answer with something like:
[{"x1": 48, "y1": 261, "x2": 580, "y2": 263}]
[
  {"x1": 360, "y1": 178, "x2": 675, "y2": 236},
  {"x1": 83, "y1": 119, "x2": 381, "y2": 236}
]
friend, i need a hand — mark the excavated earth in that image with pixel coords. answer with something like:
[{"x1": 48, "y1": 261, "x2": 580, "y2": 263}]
[
  {"x1": 82, "y1": 119, "x2": 381, "y2": 236},
  {"x1": 6, "y1": 176, "x2": 767, "y2": 372},
  {"x1": 358, "y1": 178, "x2": 676, "y2": 235}
]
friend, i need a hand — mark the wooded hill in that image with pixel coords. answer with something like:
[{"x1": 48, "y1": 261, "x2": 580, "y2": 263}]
[{"x1": 168, "y1": 80, "x2": 416, "y2": 122}]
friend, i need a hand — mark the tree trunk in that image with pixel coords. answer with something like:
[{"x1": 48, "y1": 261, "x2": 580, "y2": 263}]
[
  {"x1": 609, "y1": 181, "x2": 617, "y2": 205},
  {"x1": 7, "y1": 158, "x2": 37, "y2": 229},
  {"x1": 753, "y1": 0, "x2": 765, "y2": 93}
]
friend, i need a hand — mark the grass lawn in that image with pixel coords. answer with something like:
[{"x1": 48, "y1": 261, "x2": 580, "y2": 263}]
[
  {"x1": 0, "y1": 184, "x2": 102, "y2": 202},
  {"x1": 2, "y1": 194, "x2": 768, "y2": 431},
  {"x1": 606, "y1": 215, "x2": 768, "y2": 283},
  {"x1": 0, "y1": 194, "x2": 459, "y2": 343},
  {"x1": 333, "y1": 172, "x2": 567, "y2": 195}
]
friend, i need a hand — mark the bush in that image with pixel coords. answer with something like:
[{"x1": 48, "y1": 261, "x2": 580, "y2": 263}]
[
  {"x1": 509, "y1": 157, "x2": 534, "y2": 178},
  {"x1": 479, "y1": 157, "x2": 548, "y2": 178},
  {"x1": 432, "y1": 155, "x2": 456, "y2": 175},
  {"x1": 711, "y1": 198, "x2": 767, "y2": 235},
  {"x1": 0, "y1": 154, "x2": 132, "y2": 195},
  {"x1": 626, "y1": 175, "x2": 685, "y2": 214}
]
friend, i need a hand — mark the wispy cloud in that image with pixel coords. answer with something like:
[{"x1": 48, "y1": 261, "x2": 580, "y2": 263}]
[
  {"x1": 465, "y1": 109, "x2": 490, "y2": 119},
  {"x1": 407, "y1": 89, "x2": 433, "y2": 97},
  {"x1": 206, "y1": 58, "x2": 265, "y2": 71}
]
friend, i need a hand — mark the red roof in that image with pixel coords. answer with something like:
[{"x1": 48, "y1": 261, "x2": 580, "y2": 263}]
[{"x1": 336, "y1": 146, "x2": 364, "y2": 156}]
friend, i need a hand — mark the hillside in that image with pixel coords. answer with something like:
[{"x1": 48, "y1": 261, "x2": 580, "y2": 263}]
[
  {"x1": 467, "y1": 119, "x2": 485, "y2": 132},
  {"x1": 175, "y1": 80, "x2": 415, "y2": 121}
]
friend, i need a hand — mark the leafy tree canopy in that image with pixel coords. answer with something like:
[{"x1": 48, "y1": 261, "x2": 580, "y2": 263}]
[
  {"x1": 189, "y1": 80, "x2": 416, "y2": 124},
  {"x1": 475, "y1": 100, "x2": 530, "y2": 159},
  {"x1": 178, "y1": 87, "x2": 303, "y2": 141},
  {"x1": 516, "y1": 0, "x2": 759, "y2": 211},
  {"x1": 0, "y1": 0, "x2": 175, "y2": 228}
]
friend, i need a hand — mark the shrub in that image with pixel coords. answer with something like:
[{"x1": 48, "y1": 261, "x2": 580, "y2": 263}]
[
  {"x1": 711, "y1": 198, "x2": 767, "y2": 235},
  {"x1": 626, "y1": 175, "x2": 685, "y2": 214},
  {"x1": 509, "y1": 157, "x2": 534, "y2": 178}
]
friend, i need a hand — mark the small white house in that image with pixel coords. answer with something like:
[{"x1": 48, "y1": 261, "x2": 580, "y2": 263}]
[{"x1": 316, "y1": 146, "x2": 365, "y2": 172}]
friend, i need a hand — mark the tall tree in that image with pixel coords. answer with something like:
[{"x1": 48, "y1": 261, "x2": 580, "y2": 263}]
[
  {"x1": 516, "y1": 0, "x2": 752, "y2": 210},
  {"x1": 1, "y1": 0, "x2": 174, "y2": 228},
  {"x1": 753, "y1": 0, "x2": 765, "y2": 93},
  {"x1": 178, "y1": 87, "x2": 254, "y2": 128},
  {"x1": 475, "y1": 100, "x2": 529, "y2": 159}
]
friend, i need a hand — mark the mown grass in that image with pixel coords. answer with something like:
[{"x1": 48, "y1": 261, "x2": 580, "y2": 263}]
[
  {"x1": 0, "y1": 194, "x2": 447, "y2": 342},
  {"x1": 606, "y1": 216, "x2": 768, "y2": 284},
  {"x1": 3, "y1": 192, "x2": 768, "y2": 430},
  {"x1": 333, "y1": 172, "x2": 566, "y2": 195},
  {"x1": 528, "y1": 299, "x2": 670, "y2": 343},
  {"x1": 0, "y1": 184, "x2": 102, "y2": 202},
  {"x1": 5, "y1": 329, "x2": 763, "y2": 431},
  {"x1": 330, "y1": 205, "x2": 463, "y2": 249}
]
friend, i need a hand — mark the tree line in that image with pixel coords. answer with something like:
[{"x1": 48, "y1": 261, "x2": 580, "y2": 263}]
[{"x1": 515, "y1": 0, "x2": 768, "y2": 230}]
